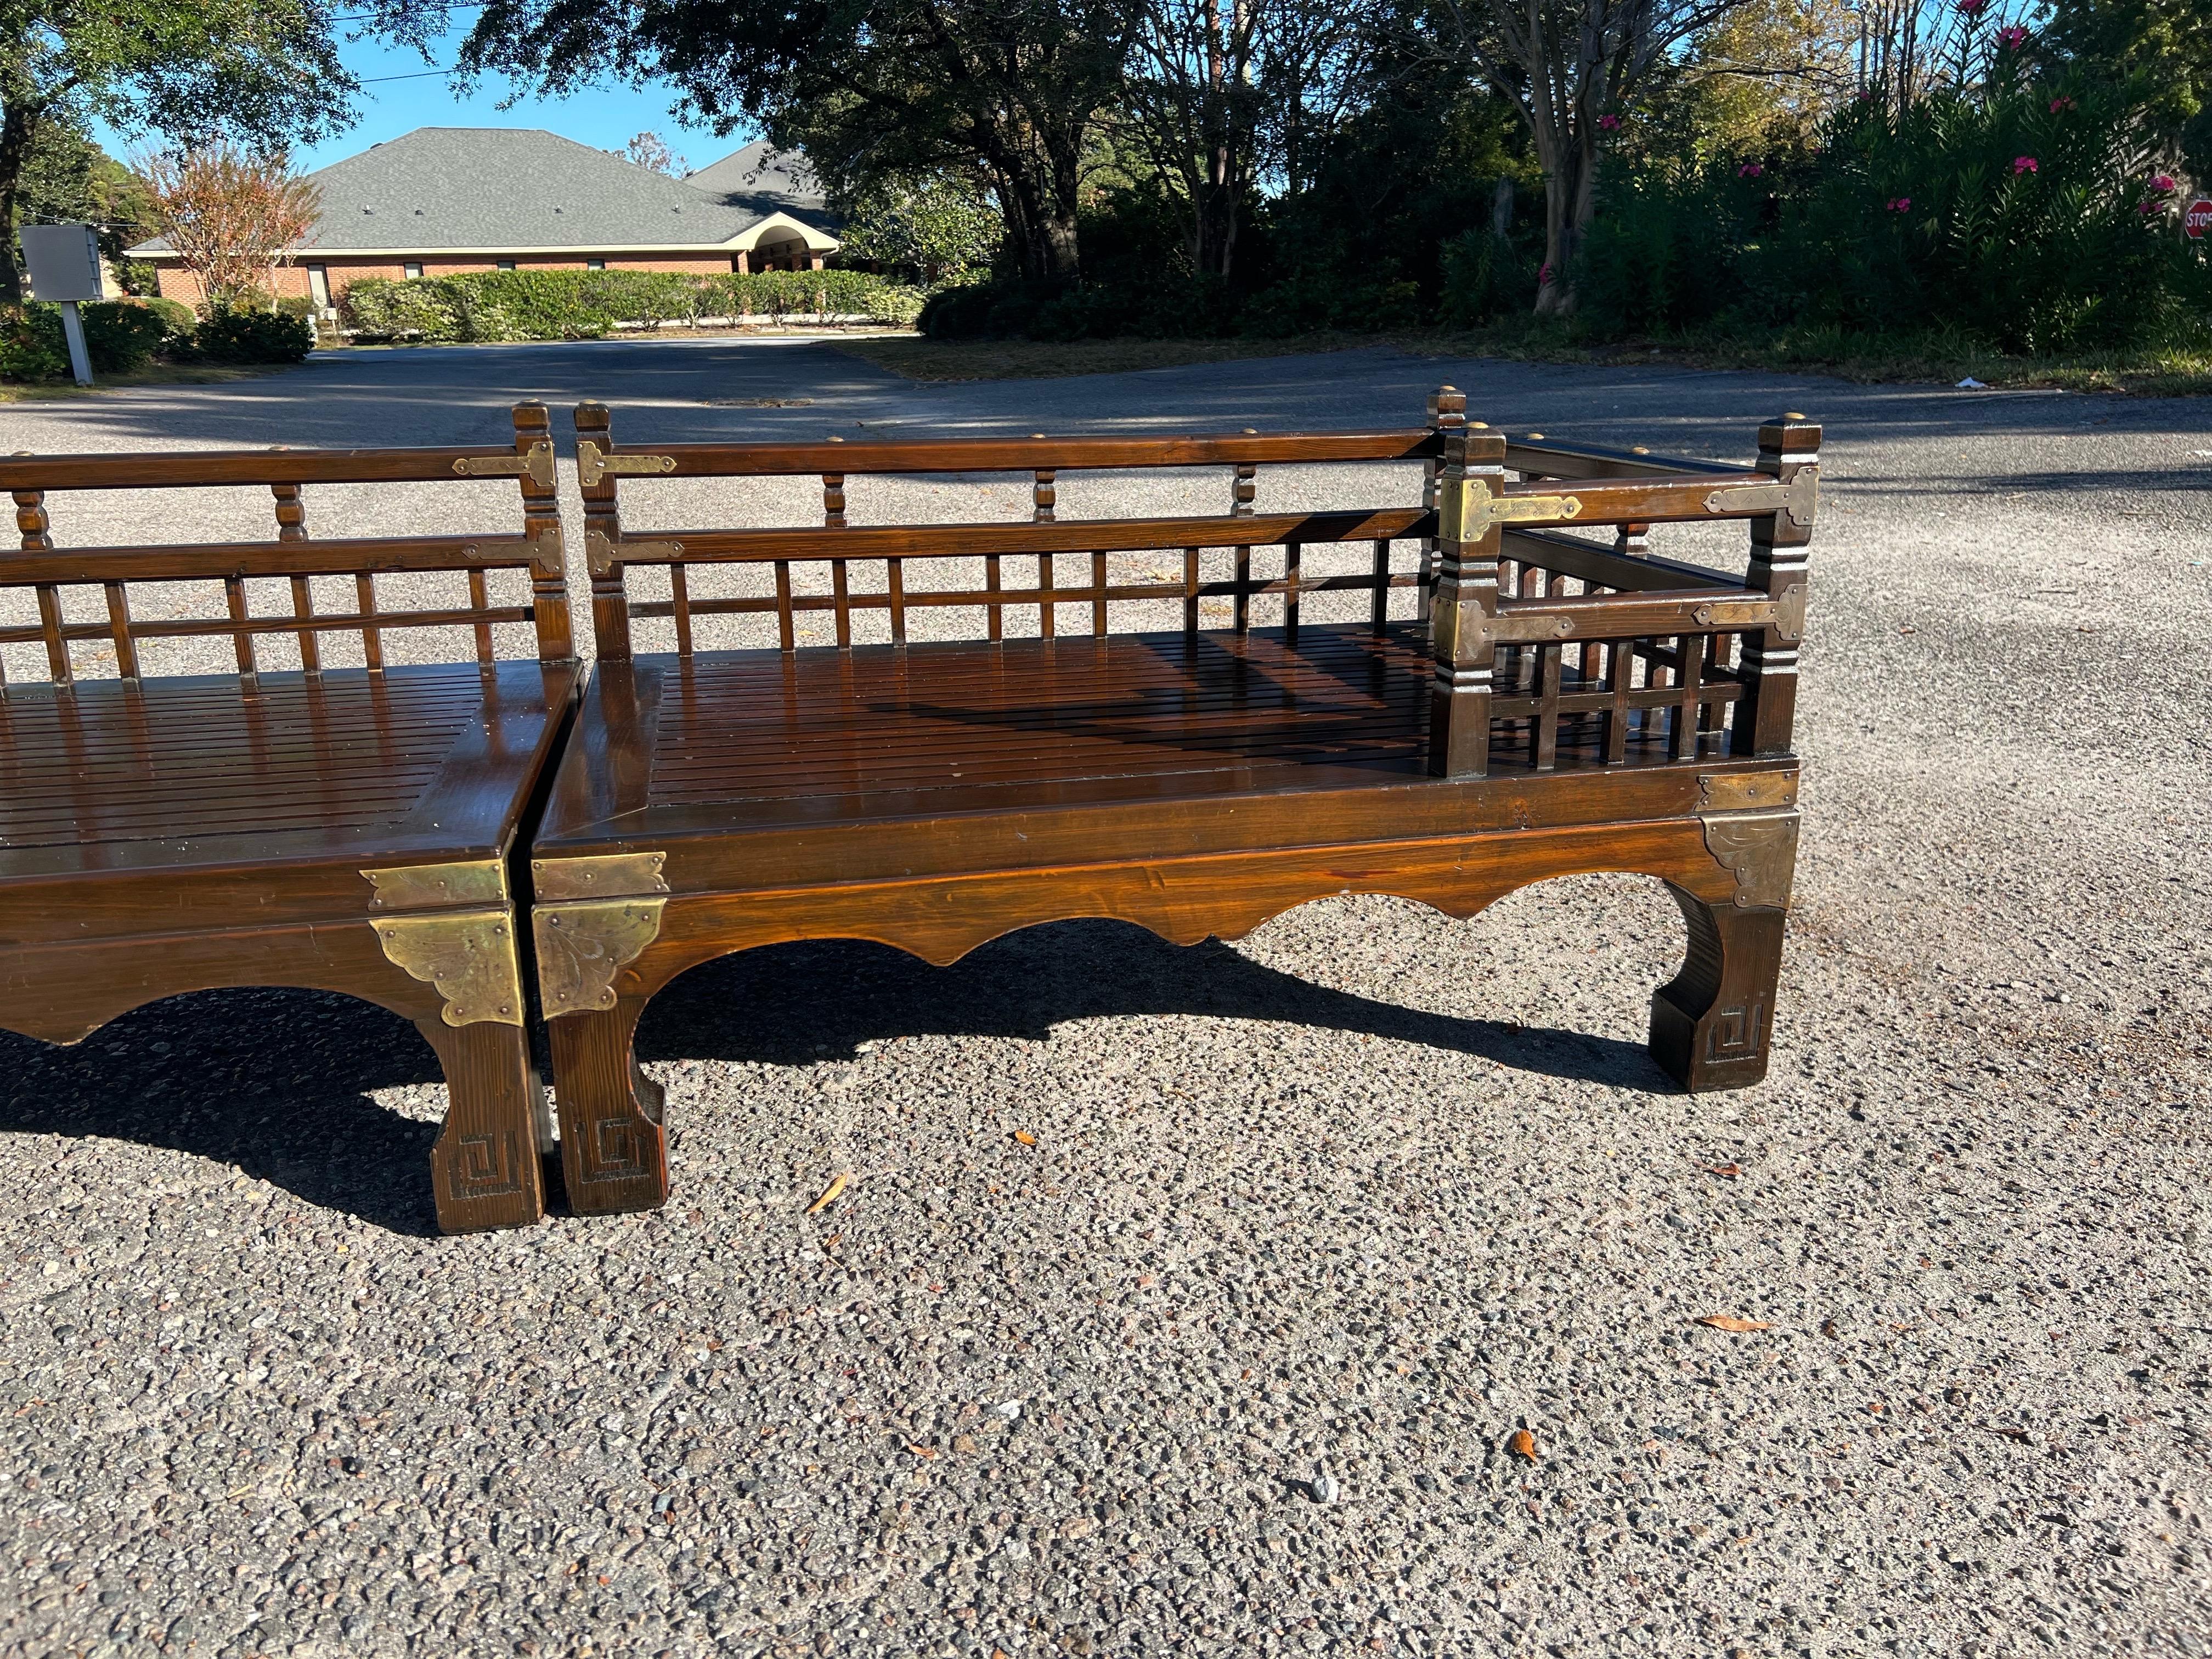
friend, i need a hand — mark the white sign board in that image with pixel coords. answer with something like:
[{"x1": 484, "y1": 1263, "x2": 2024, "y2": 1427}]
[{"x1": 21, "y1": 223, "x2": 104, "y2": 302}]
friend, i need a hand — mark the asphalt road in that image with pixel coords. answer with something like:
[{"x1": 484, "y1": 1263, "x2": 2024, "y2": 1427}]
[{"x1": 1, "y1": 336, "x2": 2209, "y2": 1659}]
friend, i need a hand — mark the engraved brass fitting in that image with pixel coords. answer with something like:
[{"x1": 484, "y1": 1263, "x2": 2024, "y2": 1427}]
[
  {"x1": 453, "y1": 441, "x2": 556, "y2": 491},
  {"x1": 576, "y1": 440, "x2": 679, "y2": 489}
]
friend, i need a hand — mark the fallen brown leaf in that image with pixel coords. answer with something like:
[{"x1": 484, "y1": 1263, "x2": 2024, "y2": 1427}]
[
  {"x1": 1696, "y1": 1314, "x2": 1774, "y2": 1333},
  {"x1": 1508, "y1": 1429, "x2": 1537, "y2": 1462},
  {"x1": 1703, "y1": 1163, "x2": 1742, "y2": 1178},
  {"x1": 805, "y1": 1172, "x2": 849, "y2": 1215},
  {"x1": 821, "y1": 1232, "x2": 842, "y2": 1252},
  {"x1": 1013, "y1": 1130, "x2": 1037, "y2": 1146},
  {"x1": 907, "y1": 1443, "x2": 939, "y2": 1459},
  {"x1": 1821, "y1": 1318, "x2": 1840, "y2": 1339}
]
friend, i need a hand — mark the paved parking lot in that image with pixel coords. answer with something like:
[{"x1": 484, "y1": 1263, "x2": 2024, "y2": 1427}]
[{"x1": 2, "y1": 337, "x2": 2209, "y2": 1658}]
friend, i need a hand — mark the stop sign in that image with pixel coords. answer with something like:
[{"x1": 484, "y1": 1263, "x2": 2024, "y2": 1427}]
[{"x1": 2188, "y1": 198, "x2": 2212, "y2": 239}]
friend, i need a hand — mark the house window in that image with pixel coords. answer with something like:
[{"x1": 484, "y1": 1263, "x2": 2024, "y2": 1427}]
[
  {"x1": 585, "y1": 259, "x2": 606, "y2": 271},
  {"x1": 403, "y1": 261, "x2": 424, "y2": 279},
  {"x1": 496, "y1": 260, "x2": 515, "y2": 270},
  {"x1": 306, "y1": 265, "x2": 330, "y2": 308}
]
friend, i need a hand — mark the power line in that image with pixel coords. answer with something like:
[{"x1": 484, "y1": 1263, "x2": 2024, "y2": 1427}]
[{"x1": 360, "y1": 67, "x2": 460, "y2": 82}]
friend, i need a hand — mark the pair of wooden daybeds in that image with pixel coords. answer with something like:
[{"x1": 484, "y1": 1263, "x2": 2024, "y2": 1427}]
[{"x1": 0, "y1": 391, "x2": 1815, "y2": 1232}]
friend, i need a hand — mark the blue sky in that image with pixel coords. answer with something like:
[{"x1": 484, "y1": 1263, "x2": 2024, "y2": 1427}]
[{"x1": 94, "y1": 9, "x2": 753, "y2": 176}]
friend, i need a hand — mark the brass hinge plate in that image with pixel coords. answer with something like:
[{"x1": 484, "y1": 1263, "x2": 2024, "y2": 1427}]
[
  {"x1": 1690, "y1": 596, "x2": 1779, "y2": 629},
  {"x1": 577, "y1": 440, "x2": 679, "y2": 489},
  {"x1": 1442, "y1": 477, "x2": 1582, "y2": 543},
  {"x1": 531, "y1": 851, "x2": 670, "y2": 902},
  {"x1": 535, "y1": 898, "x2": 668, "y2": 1017},
  {"x1": 1700, "y1": 808, "x2": 1799, "y2": 910},
  {"x1": 584, "y1": 529, "x2": 685, "y2": 575},
  {"x1": 461, "y1": 527, "x2": 566, "y2": 575},
  {"x1": 453, "y1": 441, "x2": 556, "y2": 491},
  {"x1": 1697, "y1": 771, "x2": 1798, "y2": 812},
  {"x1": 1703, "y1": 467, "x2": 1818, "y2": 527},
  {"x1": 361, "y1": 858, "x2": 509, "y2": 911},
  {"x1": 371, "y1": 908, "x2": 526, "y2": 1026}
]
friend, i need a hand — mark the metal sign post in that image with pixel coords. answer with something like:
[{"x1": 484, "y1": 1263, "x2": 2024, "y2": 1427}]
[{"x1": 19, "y1": 223, "x2": 104, "y2": 386}]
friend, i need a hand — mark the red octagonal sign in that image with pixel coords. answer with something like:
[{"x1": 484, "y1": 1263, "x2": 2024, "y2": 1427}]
[{"x1": 2188, "y1": 197, "x2": 2212, "y2": 239}]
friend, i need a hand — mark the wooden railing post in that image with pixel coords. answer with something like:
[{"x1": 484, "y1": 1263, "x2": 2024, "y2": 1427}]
[
  {"x1": 1419, "y1": 386, "x2": 1466, "y2": 629},
  {"x1": 1730, "y1": 414, "x2": 1819, "y2": 758},
  {"x1": 573, "y1": 401, "x2": 630, "y2": 661},
  {"x1": 514, "y1": 400, "x2": 574, "y2": 663},
  {"x1": 1425, "y1": 423, "x2": 1506, "y2": 778}
]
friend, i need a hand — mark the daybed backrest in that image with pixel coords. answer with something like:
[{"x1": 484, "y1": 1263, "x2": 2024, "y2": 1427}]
[
  {"x1": 0, "y1": 403, "x2": 571, "y2": 688},
  {"x1": 567, "y1": 397, "x2": 1468, "y2": 660}
]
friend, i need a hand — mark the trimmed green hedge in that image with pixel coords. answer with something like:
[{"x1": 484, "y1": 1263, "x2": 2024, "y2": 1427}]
[
  {"x1": 338, "y1": 268, "x2": 924, "y2": 342},
  {"x1": 0, "y1": 298, "x2": 314, "y2": 382}
]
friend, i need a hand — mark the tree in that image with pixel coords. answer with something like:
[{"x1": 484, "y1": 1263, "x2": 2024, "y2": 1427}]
[
  {"x1": 618, "y1": 131, "x2": 685, "y2": 175},
  {"x1": 2045, "y1": 0, "x2": 2212, "y2": 178},
  {"x1": 138, "y1": 141, "x2": 320, "y2": 308},
  {"x1": 0, "y1": 0, "x2": 354, "y2": 304},
  {"x1": 15, "y1": 121, "x2": 157, "y2": 264},
  {"x1": 1121, "y1": 0, "x2": 1263, "y2": 278},
  {"x1": 836, "y1": 170, "x2": 1004, "y2": 286},
  {"x1": 435, "y1": 0, "x2": 1131, "y2": 281},
  {"x1": 1431, "y1": 0, "x2": 1752, "y2": 312}
]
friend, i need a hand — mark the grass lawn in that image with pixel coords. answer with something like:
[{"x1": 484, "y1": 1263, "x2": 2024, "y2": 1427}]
[
  {"x1": 838, "y1": 323, "x2": 2212, "y2": 394},
  {"x1": 0, "y1": 363, "x2": 284, "y2": 403}
]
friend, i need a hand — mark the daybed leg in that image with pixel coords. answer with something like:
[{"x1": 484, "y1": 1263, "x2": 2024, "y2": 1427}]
[
  {"x1": 1649, "y1": 890, "x2": 1786, "y2": 1093},
  {"x1": 416, "y1": 1017, "x2": 550, "y2": 1233},
  {"x1": 548, "y1": 998, "x2": 670, "y2": 1214}
]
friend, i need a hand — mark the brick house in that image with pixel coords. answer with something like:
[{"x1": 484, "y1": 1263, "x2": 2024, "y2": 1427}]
[{"x1": 126, "y1": 128, "x2": 842, "y2": 311}]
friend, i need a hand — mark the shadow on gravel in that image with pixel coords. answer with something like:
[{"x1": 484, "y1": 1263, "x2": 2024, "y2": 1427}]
[
  {"x1": 0, "y1": 988, "x2": 445, "y2": 1236},
  {"x1": 638, "y1": 919, "x2": 1666, "y2": 1090}
]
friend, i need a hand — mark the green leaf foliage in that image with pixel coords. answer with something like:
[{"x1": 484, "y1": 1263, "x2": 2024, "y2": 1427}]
[
  {"x1": 336, "y1": 269, "x2": 926, "y2": 343},
  {"x1": 1577, "y1": 58, "x2": 2212, "y2": 353}
]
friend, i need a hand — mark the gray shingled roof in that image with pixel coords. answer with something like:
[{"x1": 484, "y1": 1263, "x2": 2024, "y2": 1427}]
[
  {"x1": 682, "y1": 140, "x2": 832, "y2": 220},
  {"x1": 126, "y1": 128, "x2": 838, "y2": 256}
]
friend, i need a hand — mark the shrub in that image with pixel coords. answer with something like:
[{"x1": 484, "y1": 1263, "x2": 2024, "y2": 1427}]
[
  {"x1": 134, "y1": 295, "x2": 196, "y2": 337},
  {"x1": 0, "y1": 309, "x2": 66, "y2": 381},
  {"x1": 194, "y1": 305, "x2": 314, "y2": 363},
  {"x1": 335, "y1": 268, "x2": 924, "y2": 342},
  {"x1": 1440, "y1": 230, "x2": 1539, "y2": 323},
  {"x1": 77, "y1": 301, "x2": 173, "y2": 372}
]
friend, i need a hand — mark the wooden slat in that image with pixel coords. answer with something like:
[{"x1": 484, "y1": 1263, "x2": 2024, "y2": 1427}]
[
  {"x1": 0, "y1": 534, "x2": 549, "y2": 585},
  {"x1": 0, "y1": 445, "x2": 544, "y2": 492},
  {"x1": 985, "y1": 554, "x2": 1003, "y2": 641},
  {"x1": 101, "y1": 582, "x2": 138, "y2": 681},
  {"x1": 1091, "y1": 551, "x2": 1107, "y2": 636},
  {"x1": 222, "y1": 576, "x2": 256, "y2": 681},
  {"x1": 357, "y1": 573, "x2": 384, "y2": 670},
  {"x1": 1505, "y1": 440, "x2": 1741, "y2": 479},
  {"x1": 1284, "y1": 541, "x2": 1302, "y2": 636},
  {"x1": 671, "y1": 565, "x2": 695, "y2": 655},
  {"x1": 1183, "y1": 548, "x2": 1200, "y2": 633},
  {"x1": 616, "y1": 571, "x2": 1424, "y2": 625},
  {"x1": 467, "y1": 568, "x2": 495, "y2": 662},
  {"x1": 774, "y1": 561, "x2": 794, "y2": 651},
  {"x1": 1674, "y1": 633, "x2": 1707, "y2": 760},
  {"x1": 624, "y1": 429, "x2": 1443, "y2": 479},
  {"x1": 603, "y1": 509, "x2": 1431, "y2": 567},
  {"x1": 888, "y1": 557, "x2": 907, "y2": 644},
  {"x1": 0, "y1": 603, "x2": 535, "y2": 646},
  {"x1": 35, "y1": 583, "x2": 70, "y2": 685},
  {"x1": 1369, "y1": 539, "x2": 1389, "y2": 634},
  {"x1": 1500, "y1": 528, "x2": 1739, "y2": 592}
]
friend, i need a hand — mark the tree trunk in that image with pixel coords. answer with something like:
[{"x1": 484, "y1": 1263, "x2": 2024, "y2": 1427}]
[
  {"x1": 1532, "y1": 127, "x2": 1599, "y2": 316},
  {"x1": 0, "y1": 89, "x2": 40, "y2": 308}
]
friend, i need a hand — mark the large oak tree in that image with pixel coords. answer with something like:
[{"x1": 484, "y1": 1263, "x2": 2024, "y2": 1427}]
[
  {"x1": 437, "y1": 0, "x2": 1130, "y2": 280},
  {"x1": 0, "y1": 0, "x2": 354, "y2": 302}
]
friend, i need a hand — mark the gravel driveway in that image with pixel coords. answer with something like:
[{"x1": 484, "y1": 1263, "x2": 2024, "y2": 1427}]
[{"x1": 2, "y1": 338, "x2": 2209, "y2": 1659}]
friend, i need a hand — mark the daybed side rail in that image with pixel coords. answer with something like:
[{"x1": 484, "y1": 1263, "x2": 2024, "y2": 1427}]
[
  {"x1": 1427, "y1": 415, "x2": 1819, "y2": 778},
  {"x1": 0, "y1": 404, "x2": 571, "y2": 689},
  {"x1": 573, "y1": 399, "x2": 1463, "y2": 659}
]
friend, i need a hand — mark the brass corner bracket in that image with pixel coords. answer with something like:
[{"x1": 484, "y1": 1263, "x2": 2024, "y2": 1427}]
[
  {"x1": 362, "y1": 858, "x2": 510, "y2": 911},
  {"x1": 583, "y1": 529, "x2": 685, "y2": 575},
  {"x1": 361, "y1": 859, "x2": 525, "y2": 1026},
  {"x1": 1703, "y1": 466, "x2": 1818, "y2": 528},
  {"x1": 532, "y1": 851, "x2": 672, "y2": 1017},
  {"x1": 535, "y1": 900, "x2": 667, "y2": 1017},
  {"x1": 1700, "y1": 807, "x2": 1799, "y2": 910},
  {"x1": 1441, "y1": 476, "x2": 1582, "y2": 542},
  {"x1": 454, "y1": 441, "x2": 556, "y2": 491},
  {"x1": 371, "y1": 910, "x2": 527, "y2": 1026},
  {"x1": 577, "y1": 439, "x2": 678, "y2": 489}
]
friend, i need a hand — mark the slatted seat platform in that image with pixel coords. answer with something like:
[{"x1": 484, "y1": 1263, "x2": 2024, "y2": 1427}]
[
  {"x1": 0, "y1": 408, "x2": 578, "y2": 1232},
  {"x1": 528, "y1": 394, "x2": 1819, "y2": 1218}
]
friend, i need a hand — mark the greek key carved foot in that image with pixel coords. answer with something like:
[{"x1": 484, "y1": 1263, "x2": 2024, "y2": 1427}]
[
  {"x1": 416, "y1": 1017, "x2": 549, "y2": 1233},
  {"x1": 1649, "y1": 890, "x2": 1786, "y2": 1092},
  {"x1": 547, "y1": 997, "x2": 669, "y2": 1214}
]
